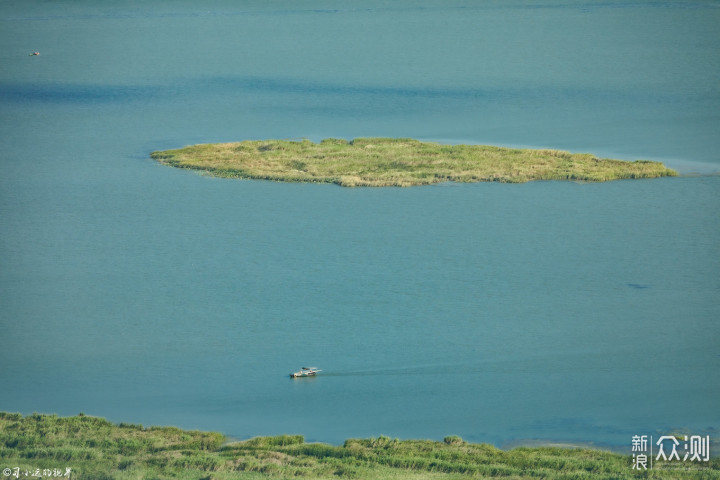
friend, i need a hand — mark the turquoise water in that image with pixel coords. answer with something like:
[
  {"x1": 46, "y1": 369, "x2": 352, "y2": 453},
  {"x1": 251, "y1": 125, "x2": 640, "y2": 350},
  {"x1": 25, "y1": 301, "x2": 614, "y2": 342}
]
[{"x1": 1, "y1": 1, "x2": 719, "y2": 449}]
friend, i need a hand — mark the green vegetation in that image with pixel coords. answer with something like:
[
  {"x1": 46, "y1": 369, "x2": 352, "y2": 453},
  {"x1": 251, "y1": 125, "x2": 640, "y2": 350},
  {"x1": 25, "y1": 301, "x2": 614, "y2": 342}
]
[
  {"x1": 150, "y1": 138, "x2": 677, "y2": 187},
  {"x1": 2, "y1": 413, "x2": 718, "y2": 479}
]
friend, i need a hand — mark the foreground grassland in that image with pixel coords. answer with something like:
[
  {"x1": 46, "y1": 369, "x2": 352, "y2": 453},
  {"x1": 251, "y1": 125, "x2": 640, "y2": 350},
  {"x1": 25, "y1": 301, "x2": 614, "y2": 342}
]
[
  {"x1": 1, "y1": 413, "x2": 717, "y2": 480},
  {"x1": 150, "y1": 138, "x2": 677, "y2": 187}
]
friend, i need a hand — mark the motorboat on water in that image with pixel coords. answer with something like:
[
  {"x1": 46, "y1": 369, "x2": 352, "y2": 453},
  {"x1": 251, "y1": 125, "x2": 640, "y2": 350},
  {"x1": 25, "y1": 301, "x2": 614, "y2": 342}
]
[{"x1": 290, "y1": 367, "x2": 321, "y2": 378}]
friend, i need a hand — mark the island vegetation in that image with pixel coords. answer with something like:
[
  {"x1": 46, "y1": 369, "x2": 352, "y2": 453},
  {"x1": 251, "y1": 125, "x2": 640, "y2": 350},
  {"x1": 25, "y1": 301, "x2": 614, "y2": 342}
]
[
  {"x1": 2, "y1": 412, "x2": 717, "y2": 479},
  {"x1": 150, "y1": 138, "x2": 677, "y2": 187}
]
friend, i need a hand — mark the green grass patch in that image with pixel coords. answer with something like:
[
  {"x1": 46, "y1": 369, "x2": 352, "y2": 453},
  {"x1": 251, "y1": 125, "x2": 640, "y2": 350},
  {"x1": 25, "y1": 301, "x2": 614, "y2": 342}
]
[
  {"x1": 1, "y1": 412, "x2": 717, "y2": 479},
  {"x1": 150, "y1": 137, "x2": 677, "y2": 187}
]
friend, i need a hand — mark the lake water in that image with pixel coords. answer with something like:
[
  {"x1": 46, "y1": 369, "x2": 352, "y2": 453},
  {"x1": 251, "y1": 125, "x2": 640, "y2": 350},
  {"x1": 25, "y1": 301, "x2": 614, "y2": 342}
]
[{"x1": 1, "y1": 1, "x2": 719, "y2": 450}]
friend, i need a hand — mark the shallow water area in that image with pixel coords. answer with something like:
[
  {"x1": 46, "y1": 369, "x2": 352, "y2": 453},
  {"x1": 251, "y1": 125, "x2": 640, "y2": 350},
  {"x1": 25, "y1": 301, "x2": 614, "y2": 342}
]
[{"x1": 1, "y1": 1, "x2": 719, "y2": 450}]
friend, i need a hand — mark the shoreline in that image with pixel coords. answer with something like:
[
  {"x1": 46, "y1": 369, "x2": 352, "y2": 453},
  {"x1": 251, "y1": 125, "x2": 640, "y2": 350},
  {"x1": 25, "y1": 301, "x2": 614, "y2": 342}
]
[
  {"x1": 150, "y1": 137, "x2": 677, "y2": 187},
  {"x1": 2, "y1": 412, "x2": 716, "y2": 479}
]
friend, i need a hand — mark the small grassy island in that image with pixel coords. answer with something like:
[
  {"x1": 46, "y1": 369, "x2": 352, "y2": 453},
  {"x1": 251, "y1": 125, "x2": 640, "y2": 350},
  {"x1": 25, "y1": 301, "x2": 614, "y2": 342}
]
[
  {"x1": 2, "y1": 413, "x2": 717, "y2": 479},
  {"x1": 151, "y1": 138, "x2": 676, "y2": 187}
]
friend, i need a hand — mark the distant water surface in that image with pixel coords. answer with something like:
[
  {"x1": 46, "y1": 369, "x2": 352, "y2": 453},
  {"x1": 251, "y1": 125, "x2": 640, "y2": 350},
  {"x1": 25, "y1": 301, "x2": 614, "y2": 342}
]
[{"x1": 0, "y1": 1, "x2": 718, "y2": 449}]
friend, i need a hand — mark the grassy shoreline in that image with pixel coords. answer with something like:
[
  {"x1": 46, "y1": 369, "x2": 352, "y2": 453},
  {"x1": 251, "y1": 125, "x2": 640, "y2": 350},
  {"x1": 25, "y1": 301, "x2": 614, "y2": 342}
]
[
  {"x1": 150, "y1": 138, "x2": 677, "y2": 187},
  {"x1": 2, "y1": 413, "x2": 717, "y2": 479}
]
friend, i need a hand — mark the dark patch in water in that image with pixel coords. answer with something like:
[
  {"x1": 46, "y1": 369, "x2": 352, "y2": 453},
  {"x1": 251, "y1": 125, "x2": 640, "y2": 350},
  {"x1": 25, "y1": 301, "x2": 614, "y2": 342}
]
[
  {"x1": 627, "y1": 283, "x2": 651, "y2": 289},
  {"x1": 0, "y1": 76, "x2": 683, "y2": 109},
  {"x1": 0, "y1": 82, "x2": 162, "y2": 104}
]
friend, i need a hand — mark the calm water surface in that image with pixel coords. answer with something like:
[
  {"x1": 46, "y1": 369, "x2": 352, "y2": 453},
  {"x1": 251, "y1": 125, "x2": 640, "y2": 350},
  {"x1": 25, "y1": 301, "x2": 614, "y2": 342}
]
[{"x1": 1, "y1": 1, "x2": 719, "y2": 449}]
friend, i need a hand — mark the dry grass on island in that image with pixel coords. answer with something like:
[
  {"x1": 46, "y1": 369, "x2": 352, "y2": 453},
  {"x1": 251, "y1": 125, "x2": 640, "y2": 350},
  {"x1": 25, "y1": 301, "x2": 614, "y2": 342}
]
[{"x1": 151, "y1": 138, "x2": 677, "y2": 187}]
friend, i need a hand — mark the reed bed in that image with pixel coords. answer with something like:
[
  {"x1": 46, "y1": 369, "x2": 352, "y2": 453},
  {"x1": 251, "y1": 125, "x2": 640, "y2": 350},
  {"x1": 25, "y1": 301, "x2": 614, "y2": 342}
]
[
  {"x1": 2, "y1": 413, "x2": 717, "y2": 479},
  {"x1": 150, "y1": 138, "x2": 677, "y2": 187}
]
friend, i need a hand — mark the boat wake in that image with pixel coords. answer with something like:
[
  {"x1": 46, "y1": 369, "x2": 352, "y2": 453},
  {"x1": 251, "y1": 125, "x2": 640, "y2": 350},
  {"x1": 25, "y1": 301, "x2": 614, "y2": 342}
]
[{"x1": 318, "y1": 364, "x2": 466, "y2": 377}]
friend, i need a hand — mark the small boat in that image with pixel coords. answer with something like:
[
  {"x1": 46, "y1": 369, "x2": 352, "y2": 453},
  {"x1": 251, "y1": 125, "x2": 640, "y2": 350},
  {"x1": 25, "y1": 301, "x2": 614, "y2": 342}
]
[{"x1": 290, "y1": 367, "x2": 321, "y2": 378}]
